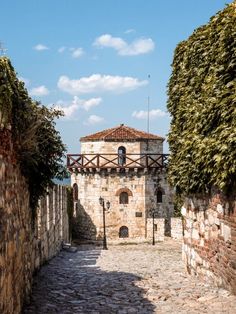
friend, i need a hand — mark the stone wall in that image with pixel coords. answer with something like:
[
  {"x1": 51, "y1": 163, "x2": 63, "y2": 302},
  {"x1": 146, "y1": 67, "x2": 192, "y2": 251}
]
[
  {"x1": 72, "y1": 169, "x2": 174, "y2": 242},
  {"x1": 145, "y1": 172, "x2": 174, "y2": 240},
  {"x1": 35, "y1": 185, "x2": 69, "y2": 267},
  {"x1": 0, "y1": 130, "x2": 33, "y2": 314},
  {"x1": 182, "y1": 192, "x2": 236, "y2": 294},
  {"x1": 171, "y1": 218, "x2": 183, "y2": 239},
  {"x1": 72, "y1": 170, "x2": 146, "y2": 241},
  {"x1": 72, "y1": 138, "x2": 174, "y2": 242},
  {"x1": 0, "y1": 130, "x2": 69, "y2": 314},
  {"x1": 81, "y1": 139, "x2": 163, "y2": 155}
]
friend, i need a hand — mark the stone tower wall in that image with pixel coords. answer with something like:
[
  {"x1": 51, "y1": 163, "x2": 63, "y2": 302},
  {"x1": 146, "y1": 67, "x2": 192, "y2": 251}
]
[
  {"x1": 72, "y1": 138, "x2": 174, "y2": 242},
  {"x1": 145, "y1": 173, "x2": 175, "y2": 241},
  {"x1": 72, "y1": 171, "x2": 146, "y2": 241},
  {"x1": 72, "y1": 170, "x2": 174, "y2": 242},
  {"x1": 81, "y1": 139, "x2": 163, "y2": 155}
]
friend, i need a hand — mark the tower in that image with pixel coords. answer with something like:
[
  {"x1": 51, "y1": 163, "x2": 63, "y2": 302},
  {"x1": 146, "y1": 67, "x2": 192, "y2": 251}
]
[{"x1": 68, "y1": 124, "x2": 174, "y2": 242}]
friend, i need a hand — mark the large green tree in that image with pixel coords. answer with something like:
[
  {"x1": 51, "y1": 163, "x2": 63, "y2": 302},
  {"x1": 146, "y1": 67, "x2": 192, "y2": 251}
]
[
  {"x1": 0, "y1": 57, "x2": 66, "y2": 210},
  {"x1": 167, "y1": 2, "x2": 236, "y2": 196}
]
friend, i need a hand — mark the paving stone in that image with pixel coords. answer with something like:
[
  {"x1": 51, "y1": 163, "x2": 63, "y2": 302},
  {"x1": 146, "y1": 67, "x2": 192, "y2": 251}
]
[{"x1": 23, "y1": 239, "x2": 236, "y2": 314}]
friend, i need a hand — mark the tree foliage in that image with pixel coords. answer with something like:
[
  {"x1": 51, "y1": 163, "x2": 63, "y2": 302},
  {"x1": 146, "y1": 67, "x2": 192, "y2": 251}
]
[
  {"x1": 0, "y1": 57, "x2": 66, "y2": 210},
  {"x1": 167, "y1": 2, "x2": 236, "y2": 196}
]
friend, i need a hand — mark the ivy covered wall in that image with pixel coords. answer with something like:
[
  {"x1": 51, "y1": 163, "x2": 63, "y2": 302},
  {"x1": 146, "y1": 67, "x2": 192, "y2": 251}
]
[
  {"x1": 0, "y1": 57, "x2": 66, "y2": 210},
  {"x1": 167, "y1": 1, "x2": 236, "y2": 195}
]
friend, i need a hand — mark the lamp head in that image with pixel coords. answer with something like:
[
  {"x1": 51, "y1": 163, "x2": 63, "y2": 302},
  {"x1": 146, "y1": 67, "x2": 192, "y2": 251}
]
[
  {"x1": 106, "y1": 201, "x2": 110, "y2": 209},
  {"x1": 99, "y1": 196, "x2": 104, "y2": 206}
]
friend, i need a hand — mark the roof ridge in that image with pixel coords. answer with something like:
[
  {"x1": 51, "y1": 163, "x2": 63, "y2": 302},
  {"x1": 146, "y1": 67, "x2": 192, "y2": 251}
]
[
  {"x1": 123, "y1": 125, "x2": 139, "y2": 138},
  {"x1": 80, "y1": 124, "x2": 165, "y2": 142},
  {"x1": 103, "y1": 125, "x2": 122, "y2": 139},
  {"x1": 80, "y1": 126, "x2": 114, "y2": 140}
]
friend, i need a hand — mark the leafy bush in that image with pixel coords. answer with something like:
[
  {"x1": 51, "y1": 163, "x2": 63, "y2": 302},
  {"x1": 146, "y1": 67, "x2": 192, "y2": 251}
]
[
  {"x1": 167, "y1": 2, "x2": 236, "y2": 196},
  {"x1": 0, "y1": 57, "x2": 66, "y2": 210}
]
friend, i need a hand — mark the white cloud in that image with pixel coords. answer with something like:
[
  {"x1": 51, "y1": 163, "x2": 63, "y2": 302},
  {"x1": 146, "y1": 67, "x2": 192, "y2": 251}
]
[
  {"x1": 58, "y1": 46, "x2": 66, "y2": 53},
  {"x1": 132, "y1": 109, "x2": 167, "y2": 119},
  {"x1": 94, "y1": 34, "x2": 126, "y2": 51},
  {"x1": 71, "y1": 47, "x2": 84, "y2": 58},
  {"x1": 125, "y1": 29, "x2": 135, "y2": 34},
  {"x1": 30, "y1": 85, "x2": 49, "y2": 96},
  {"x1": 54, "y1": 99, "x2": 78, "y2": 118},
  {"x1": 84, "y1": 115, "x2": 104, "y2": 125},
  {"x1": 33, "y1": 44, "x2": 49, "y2": 51},
  {"x1": 53, "y1": 96, "x2": 102, "y2": 119},
  {"x1": 82, "y1": 97, "x2": 102, "y2": 111},
  {"x1": 94, "y1": 34, "x2": 154, "y2": 56},
  {"x1": 57, "y1": 74, "x2": 147, "y2": 95}
]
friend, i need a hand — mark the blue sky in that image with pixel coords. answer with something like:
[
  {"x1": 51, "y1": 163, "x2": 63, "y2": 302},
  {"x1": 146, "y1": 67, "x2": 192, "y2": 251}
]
[{"x1": 1, "y1": 0, "x2": 232, "y2": 153}]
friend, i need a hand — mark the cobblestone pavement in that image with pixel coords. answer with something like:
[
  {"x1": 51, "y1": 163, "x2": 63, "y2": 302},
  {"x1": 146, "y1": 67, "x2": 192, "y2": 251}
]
[{"x1": 23, "y1": 239, "x2": 236, "y2": 314}]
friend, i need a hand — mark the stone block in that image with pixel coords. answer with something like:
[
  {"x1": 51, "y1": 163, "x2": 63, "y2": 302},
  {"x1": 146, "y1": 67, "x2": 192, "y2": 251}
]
[
  {"x1": 220, "y1": 223, "x2": 231, "y2": 242},
  {"x1": 192, "y1": 229, "x2": 200, "y2": 240},
  {"x1": 216, "y1": 204, "x2": 224, "y2": 214}
]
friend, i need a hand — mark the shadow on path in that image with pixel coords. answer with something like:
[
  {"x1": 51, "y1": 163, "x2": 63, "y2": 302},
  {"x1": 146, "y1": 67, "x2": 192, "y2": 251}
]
[{"x1": 23, "y1": 245, "x2": 155, "y2": 314}]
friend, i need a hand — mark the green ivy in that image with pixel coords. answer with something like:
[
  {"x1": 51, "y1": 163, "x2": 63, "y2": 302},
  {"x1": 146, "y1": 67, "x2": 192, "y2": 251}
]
[
  {"x1": 0, "y1": 57, "x2": 66, "y2": 211},
  {"x1": 167, "y1": 2, "x2": 236, "y2": 196}
]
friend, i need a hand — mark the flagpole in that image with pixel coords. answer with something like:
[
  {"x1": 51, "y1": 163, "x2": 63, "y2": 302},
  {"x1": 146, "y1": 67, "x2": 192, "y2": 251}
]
[{"x1": 147, "y1": 74, "x2": 150, "y2": 150}]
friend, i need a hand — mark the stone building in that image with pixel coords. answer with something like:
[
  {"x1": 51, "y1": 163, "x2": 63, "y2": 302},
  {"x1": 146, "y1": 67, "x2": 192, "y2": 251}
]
[{"x1": 68, "y1": 124, "x2": 174, "y2": 242}]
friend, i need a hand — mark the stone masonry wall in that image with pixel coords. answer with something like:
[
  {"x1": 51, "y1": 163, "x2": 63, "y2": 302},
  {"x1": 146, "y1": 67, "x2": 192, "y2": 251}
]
[
  {"x1": 72, "y1": 139, "x2": 174, "y2": 243},
  {"x1": 36, "y1": 185, "x2": 69, "y2": 268},
  {"x1": 182, "y1": 192, "x2": 236, "y2": 294},
  {"x1": 0, "y1": 130, "x2": 69, "y2": 314},
  {"x1": 0, "y1": 130, "x2": 33, "y2": 314},
  {"x1": 72, "y1": 169, "x2": 175, "y2": 243},
  {"x1": 170, "y1": 217, "x2": 183, "y2": 239},
  {"x1": 72, "y1": 171, "x2": 147, "y2": 241}
]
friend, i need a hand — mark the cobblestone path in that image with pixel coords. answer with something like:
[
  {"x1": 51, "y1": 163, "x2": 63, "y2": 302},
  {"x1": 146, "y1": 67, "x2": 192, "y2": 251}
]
[{"x1": 23, "y1": 239, "x2": 236, "y2": 314}]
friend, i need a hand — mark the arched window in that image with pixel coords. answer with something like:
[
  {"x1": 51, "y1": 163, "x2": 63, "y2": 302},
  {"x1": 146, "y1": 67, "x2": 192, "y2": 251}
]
[
  {"x1": 73, "y1": 183, "x2": 78, "y2": 201},
  {"x1": 119, "y1": 226, "x2": 129, "y2": 238},
  {"x1": 118, "y1": 146, "x2": 126, "y2": 166},
  {"x1": 119, "y1": 192, "x2": 129, "y2": 204},
  {"x1": 156, "y1": 189, "x2": 163, "y2": 203}
]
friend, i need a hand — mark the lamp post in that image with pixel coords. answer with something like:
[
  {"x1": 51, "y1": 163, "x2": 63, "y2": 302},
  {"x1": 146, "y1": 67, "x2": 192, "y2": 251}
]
[
  {"x1": 152, "y1": 209, "x2": 155, "y2": 246},
  {"x1": 99, "y1": 196, "x2": 110, "y2": 250}
]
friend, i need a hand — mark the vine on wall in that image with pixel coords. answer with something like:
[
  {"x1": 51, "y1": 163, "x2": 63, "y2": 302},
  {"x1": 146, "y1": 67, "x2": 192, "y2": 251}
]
[
  {"x1": 0, "y1": 57, "x2": 66, "y2": 210},
  {"x1": 167, "y1": 2, "x2": 236, "y2": 196}
]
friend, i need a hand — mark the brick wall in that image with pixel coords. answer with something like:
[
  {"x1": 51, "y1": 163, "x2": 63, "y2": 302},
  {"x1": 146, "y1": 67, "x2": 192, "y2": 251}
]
[
  {"x1": 0, "y1": 130, "x2": 69, "y2": 314},
  {"x1": 182, "y1": 192, "x2": 236, "y2": 294}
]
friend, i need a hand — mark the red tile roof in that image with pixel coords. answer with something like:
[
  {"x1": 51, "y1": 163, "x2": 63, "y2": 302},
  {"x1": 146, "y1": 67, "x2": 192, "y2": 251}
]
[{"x1": 80, "y1": 124, "x2": 164, "y2": 142}]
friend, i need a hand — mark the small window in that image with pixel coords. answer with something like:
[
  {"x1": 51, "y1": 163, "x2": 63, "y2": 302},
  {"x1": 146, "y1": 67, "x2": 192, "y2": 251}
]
[
  {"x1": 135, "y1": 212, "x2": 142, "y2": 217},
  {"x1": 157, "y1": 190, "x2": 162, "y2": 203},
  {"x1": 154, "y1": 224, "x2": 157, "y2": 231},
  {"x1": 118, "y1": 146, "x2": 126, "y2": 166},
  {"x1": 119, "y1": 226, "x2": 129, "y2": 238},
  {"x1": 120, "y1": 192, "x2": 128, "y2": 204},
  {"x1": 73, "y1": 183, "x2": 78, "y2": 201}
]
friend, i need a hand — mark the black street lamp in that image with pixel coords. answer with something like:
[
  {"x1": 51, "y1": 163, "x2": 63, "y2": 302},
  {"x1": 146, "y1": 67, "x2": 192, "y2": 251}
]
[
  {"x1": 152, "y1": 209, "x2": 155, "y2": 246},
  {"x1": 99, "y1": 196, "x2": 110, "y2": 250}
]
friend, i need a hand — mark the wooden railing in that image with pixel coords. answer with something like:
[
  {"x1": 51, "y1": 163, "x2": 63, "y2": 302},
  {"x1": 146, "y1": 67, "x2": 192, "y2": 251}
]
[{"x1": 67, "y1": 153, "x2": 169, "y2": 170}]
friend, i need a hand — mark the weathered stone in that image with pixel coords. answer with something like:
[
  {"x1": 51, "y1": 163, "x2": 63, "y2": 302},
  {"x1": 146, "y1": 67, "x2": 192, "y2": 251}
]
[
  {"x1": 0, "y1": 132, "x2": 69, "y2": 314},
  {"x1": 182, "y1": 193, "x2": 236, "y2": 295},
  {"x1": 71, "y1": 132, "x2": 176, "y2": 243}
]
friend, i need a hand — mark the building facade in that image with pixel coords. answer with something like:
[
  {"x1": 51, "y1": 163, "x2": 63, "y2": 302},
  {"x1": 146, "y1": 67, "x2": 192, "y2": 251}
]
[{"x1": 68, "y1": 124, "x2": 174, "y2": 242}]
